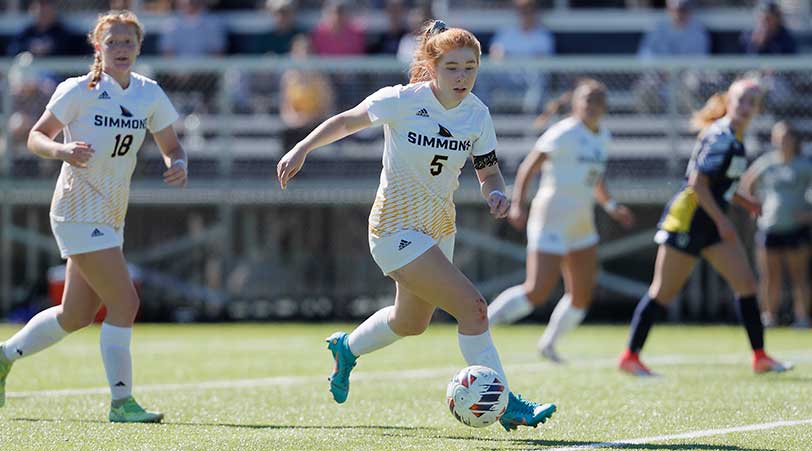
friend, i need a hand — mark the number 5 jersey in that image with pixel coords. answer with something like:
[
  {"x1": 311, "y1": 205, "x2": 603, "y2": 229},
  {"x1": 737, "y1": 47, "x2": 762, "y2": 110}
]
[
  {"x1": 47, "y1": 72, "x2": 179, "y2": 227},
  {"x1": 363, "y1": 82, "x2": 497, "y2": 240}
]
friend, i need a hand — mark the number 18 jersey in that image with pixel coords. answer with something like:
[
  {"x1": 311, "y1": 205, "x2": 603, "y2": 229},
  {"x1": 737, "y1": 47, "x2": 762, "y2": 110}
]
[
  {"x1": 364, "y1": 82, "x2": 497, "y2": 240},
  {"x1": 47, "y1": 72, "x2": 179, "y2": 227}
]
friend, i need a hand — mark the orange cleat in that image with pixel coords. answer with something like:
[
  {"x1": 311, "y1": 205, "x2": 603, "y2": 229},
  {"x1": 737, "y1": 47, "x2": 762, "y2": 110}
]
[
  {"x1": 619, "y1": 350, "x2": 655, "y2": 377},
  {"x1": 753, "y1": 354, "x2": 793, "y2": 374}
]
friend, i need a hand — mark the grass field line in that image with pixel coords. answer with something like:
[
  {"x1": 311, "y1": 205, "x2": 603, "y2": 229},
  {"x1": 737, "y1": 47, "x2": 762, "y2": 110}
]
[
  {"x1": 543, "y1": 418, "x2": 812, "y2": 450},
  {"x1": 7, "y1": 349, "x2": 810, "y2": 399}
]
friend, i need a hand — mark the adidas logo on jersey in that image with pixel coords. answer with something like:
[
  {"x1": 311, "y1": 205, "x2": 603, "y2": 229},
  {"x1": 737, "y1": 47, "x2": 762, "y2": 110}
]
[
  {"x1": 398, "y1": 239, "x2": 412, "y2": 250},
  {"x1": 119, "y1": 105, "x2": 133, "y2": 117},
  {"x1": 416, "y1": 108, "x2": 429, "y2": 117},
  {"x1": 98, "y1": 90, "x2": 111, "y2": 100},
  {"x1": 438, "y1": 124, "x2": 453, "y2": 138},
  {"x1": 91, "y1": 228, "x2": 105, "y2": 238}
]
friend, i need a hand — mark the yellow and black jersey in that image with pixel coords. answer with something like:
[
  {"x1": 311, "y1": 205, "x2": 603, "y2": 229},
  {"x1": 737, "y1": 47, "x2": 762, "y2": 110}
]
[{"x1": 655, "y1": 118, "x2": 748, "y2": 255}]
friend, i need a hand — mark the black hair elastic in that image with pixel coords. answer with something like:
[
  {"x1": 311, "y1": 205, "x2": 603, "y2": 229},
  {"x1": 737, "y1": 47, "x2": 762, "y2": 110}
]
[{"x1": 429, "y1": 20, "x2": 448, "y2": 36}]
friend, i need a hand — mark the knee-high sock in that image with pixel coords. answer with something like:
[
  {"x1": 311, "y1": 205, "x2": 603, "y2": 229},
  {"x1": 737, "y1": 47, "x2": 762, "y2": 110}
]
[
  {"x1": 538, "y1": 294, "x2": 585, "y2": 350},
  {"x1": 734, "y1": 295, "x2": 764, "y2": 351},
  {"x1": 488, "y1": 285, "x2": 534, "y2": 325},
  {"x1": 3, "y1": 307, "x2": 68, "y2": 362},
  {"x1": 347, "y1": 306, "x2": 401, "y2": 357},
  {"x1": 627, "y1": 295, "x2": 666, "y2": 354},
  {"x1": 100, "y1": 323, "x2": 133, "y2": 401},
  {"x1": 458, "y1": 329, "x2": 508, "y2": 391}
]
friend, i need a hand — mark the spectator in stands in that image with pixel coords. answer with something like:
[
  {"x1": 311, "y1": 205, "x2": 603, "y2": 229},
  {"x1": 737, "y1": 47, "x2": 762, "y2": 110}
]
[
  {"x1": 159, "y1": 0, "x2": 226, "y2": 57},
  {"x1": 483, "y1": 0, "x2": 554, "y2": 113},
  {"x1": 634, "y1": 0, "x2": 710, "y2": 113},
  {"x1": 8, "y1": 52, "x2": 54, "y2": 155},
  {"x1": 618, "y1": 77, "x2": 792, "y2": 376},
  {"x1": 487, "y1": 79, "x2": 635, "y2": 362},
  {"x1": 109, "y1": 0, "x2": 133, "y2": 9},
  {"x1": 279, "y1": 34, "x2": 335, "y2": 152},
  {"x1": 367, "y1": 0, "x2": 409, "y2": 55},
  {"x1": 396, "y1": 0, "x2": 433, "y2": 63},
  {"x1": 740, "y1": 0, "x2": 797, "y2": 55},
  {"x1": 310, "y1": 0, "x2": 365, "y2": 56},
  {"x1": 7, "y1": 0, "x2": 79, "y2": 57},
  {"x1": 253, "y1": 0, "x2": 304, "y2": 55},
  {"x1": 739, "y1": 122, "x2": 812, "y2": 328}
]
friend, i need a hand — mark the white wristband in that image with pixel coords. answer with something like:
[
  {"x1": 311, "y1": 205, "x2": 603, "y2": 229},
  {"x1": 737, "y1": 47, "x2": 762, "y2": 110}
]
[
  {"x1": 489, "y1": 190, "x2": 506, "y2": 199},
  {"x1": 602, "y1": 198, "x2": 618, "y2": 213},
  {"x1": 172, "y1": 159, "x2": 187, "y2": 169}
]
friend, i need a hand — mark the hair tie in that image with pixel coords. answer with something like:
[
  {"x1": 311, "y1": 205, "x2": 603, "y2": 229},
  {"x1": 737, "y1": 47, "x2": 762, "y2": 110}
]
[{"x1": 429, "y1": 20, "x2": 448, "y2": 36}]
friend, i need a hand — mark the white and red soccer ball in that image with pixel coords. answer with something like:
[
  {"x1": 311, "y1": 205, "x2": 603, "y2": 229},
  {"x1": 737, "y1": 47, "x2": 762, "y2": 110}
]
[{"x1": 446, "y1": 365, "x2": 508, "y2": 428}]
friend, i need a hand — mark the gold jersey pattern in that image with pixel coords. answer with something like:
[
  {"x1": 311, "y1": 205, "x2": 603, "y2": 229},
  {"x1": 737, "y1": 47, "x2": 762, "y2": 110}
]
[
  {"x1": 47, "y1": 72, "x2": 178, "y2": 227},
  {"x1": 364, "y1": 83, "x2": 497, "y2": 240}
]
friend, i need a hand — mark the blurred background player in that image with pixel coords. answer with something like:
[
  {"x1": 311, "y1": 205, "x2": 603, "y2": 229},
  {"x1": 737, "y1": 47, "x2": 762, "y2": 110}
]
[
  {"x1": 739, "y1": 121, "x2": 812, "y2": 328},
  {"x1": 618, "y1": 78, "x2": 792, "y2": 376},
  {"x1": 487, "y1": 79, "x2": 634, "y2": 363},
  {"x1": 276, "y1": 20, "x2": 556, "y2": 432},
  {"x1": 0, "y1": 10, "x2": 187, "y2": 422}
]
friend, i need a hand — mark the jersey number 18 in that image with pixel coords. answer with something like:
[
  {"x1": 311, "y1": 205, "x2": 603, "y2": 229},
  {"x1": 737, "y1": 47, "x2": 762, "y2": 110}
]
[{"x1": 111, "y1": 134, "x2": 133, "y2": 158}]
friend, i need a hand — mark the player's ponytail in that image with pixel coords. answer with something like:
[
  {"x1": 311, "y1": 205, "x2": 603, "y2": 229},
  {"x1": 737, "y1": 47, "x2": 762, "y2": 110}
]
[
  {"x1": 87, "y1": 10, "x2": 144, "y2": 89},
  {"x1": 409, "y1": 20, "x2": 481, "y2": 84},
  {"x1": 690, "y1": 92, "x2": 727, "y2": 133}
]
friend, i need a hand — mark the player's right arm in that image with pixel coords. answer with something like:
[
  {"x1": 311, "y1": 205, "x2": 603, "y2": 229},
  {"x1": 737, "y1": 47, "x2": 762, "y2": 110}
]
[
  {"x1": 507, "y1": 150, "x2": 546, "y2": 230},
  {"x1": 277, "y1": 102, "x2": 373, "y2": 189},
  {"x1": 27, "y1": 111, "x2": 94, "y2": 168}
]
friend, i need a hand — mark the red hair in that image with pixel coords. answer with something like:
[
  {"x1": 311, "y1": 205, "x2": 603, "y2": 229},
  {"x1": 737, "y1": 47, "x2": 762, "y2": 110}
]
[
  {"x1": 409, "y1": 20, "x2": 481, "y2": 84},
  {"x1": 87, "y1": 10, "x2": 144, "y2": 89}
]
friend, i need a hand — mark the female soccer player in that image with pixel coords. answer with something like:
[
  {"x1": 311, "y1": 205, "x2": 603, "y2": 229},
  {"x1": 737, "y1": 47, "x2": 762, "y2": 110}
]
[
  {"x1": 618, "y1": 78, "x2": 791, "y2": 376},
  {"x1": 487, "y1": 79, "x2": 634, "y2": 363},
  {"x1": 277, "y1": 20, "x2": 556, "y2": 432},
  {"x1": 739, "y1": 121, "x2": 812, "y2": 328},
  {"x1": 0, "y1": 10, "x2": 186, "y2": 422}
]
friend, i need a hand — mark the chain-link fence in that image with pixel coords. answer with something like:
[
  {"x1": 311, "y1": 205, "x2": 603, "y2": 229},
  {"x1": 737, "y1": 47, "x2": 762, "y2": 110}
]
[{"x1": 1, "y1": 55, "x2": 810, "y2": 323}]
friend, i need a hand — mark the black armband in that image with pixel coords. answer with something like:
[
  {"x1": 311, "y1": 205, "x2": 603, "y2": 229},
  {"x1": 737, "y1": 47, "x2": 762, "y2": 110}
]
[{"x1": 472, "y1": 150, "x2": 498, "y2": 169}]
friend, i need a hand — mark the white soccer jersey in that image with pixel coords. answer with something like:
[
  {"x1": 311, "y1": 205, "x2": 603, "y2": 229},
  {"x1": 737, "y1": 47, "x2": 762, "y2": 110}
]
[
  {"x1": 47, "y1": 72, "x2": 179, "y2": 227},
  {"x1": 364, "y1": 82, "x2": 497, "y2": 239},
  {"x1": 531, "y1": 116, "x2": 610, "y2": 213}
]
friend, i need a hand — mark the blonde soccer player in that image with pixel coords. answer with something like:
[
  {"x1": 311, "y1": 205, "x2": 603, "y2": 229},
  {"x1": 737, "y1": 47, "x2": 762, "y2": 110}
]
[
  {"x1": 487, "y1": 79, "x2": 634, "y2": 363},
  {"x1": 277, "y1": 20, "x2": 556, "y2": 431},
  {"x1": 618, "y1": 78, "x2": 791, "y2": 376},
  {"x1": 0, "y1": 10, "x2": 187, "y2": 422}
]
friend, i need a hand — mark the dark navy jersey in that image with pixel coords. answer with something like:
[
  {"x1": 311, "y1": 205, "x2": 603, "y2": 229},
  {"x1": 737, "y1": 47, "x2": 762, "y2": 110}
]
[
  {"x1": 659, "y1": 118, "x2": 748, "y2": 235},
  {"x1": 683, "y1": 117, "x2": 748, "y2": 208}
]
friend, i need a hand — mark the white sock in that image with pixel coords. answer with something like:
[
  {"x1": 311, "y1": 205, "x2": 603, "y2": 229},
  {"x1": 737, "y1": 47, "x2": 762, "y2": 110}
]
[
  {"x1": 347, "y1": 306, "x2": 401, "y2": 356},
  {"x1": 538, "y1": 294, "x2": 586, "y2": 350},
  {"x1": 458, "y1": 329, "x2": 509, "y2": 391},
  {"x1": 488, "y1": 285, "x2": 534, "y2": 324},
  {"x1": 3, "y1": 307, "x2": 69, "y2": 362},
  {"x1": 100, "y1": 323, "x2": 133, "y2": 401}
]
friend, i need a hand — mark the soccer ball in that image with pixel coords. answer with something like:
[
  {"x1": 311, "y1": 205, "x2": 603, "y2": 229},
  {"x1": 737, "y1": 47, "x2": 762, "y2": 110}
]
[{"x1": 445, "y1": 365, "x2": 508, "y2": 428}]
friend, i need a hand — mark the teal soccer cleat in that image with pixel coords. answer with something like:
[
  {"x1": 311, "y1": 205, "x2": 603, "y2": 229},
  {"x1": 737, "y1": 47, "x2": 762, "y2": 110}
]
[
  {"x1": 326, "y1": 332, "x2": 357, "y2": 404},
  {"x1": 0, "y1": 343, "x2": 13, "y2": 408},
  {"x1": 499, "y1": 392, "x2": 556, "y2": 432},
  {"x1": 109, "y1": 396, "x2": 164, "y2": 423}
]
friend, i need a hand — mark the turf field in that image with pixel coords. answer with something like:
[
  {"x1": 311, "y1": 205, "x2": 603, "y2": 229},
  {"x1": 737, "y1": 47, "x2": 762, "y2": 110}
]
[{"x1": 0, "y1": 323, "x2": 810, "y2": 451}]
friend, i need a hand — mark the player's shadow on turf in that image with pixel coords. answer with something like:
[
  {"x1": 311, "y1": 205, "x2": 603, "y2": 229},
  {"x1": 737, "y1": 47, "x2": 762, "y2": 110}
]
[{"x1": 12, "y1": 418, "x2": 435, "y2": 431}]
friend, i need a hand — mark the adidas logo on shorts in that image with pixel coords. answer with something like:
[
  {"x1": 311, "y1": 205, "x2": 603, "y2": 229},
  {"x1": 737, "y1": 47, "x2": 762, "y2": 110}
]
[
  {"x1": 398, "y1": 239, "x2": 412, "y2": 250},
  {"x1": 416, "y1": 108, "x2": 429, "y2": 117},
  {"x1": 91, "y1": 228, "x2": 105, "y2": 238},
  {"x1": 98, "y1": 90, "x2": 111, "y2": 100}
]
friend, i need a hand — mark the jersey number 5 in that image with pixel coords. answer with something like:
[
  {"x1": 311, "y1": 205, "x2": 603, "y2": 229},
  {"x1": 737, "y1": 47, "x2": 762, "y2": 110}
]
[
  {"x1": 430, "y1": 154, "x2": 448, "y2": 176},
  {"x1": 111, "y1": 134, "x2": 134, "y2": 158}
]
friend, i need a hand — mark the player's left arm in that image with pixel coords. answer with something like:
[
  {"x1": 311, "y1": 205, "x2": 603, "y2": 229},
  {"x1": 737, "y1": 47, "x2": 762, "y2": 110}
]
[
  {"x1": 474, "y1": 151, "x2": 508, "y2": 219},
  {"x1": 152, "y1": 125, "x2": 188, "y2": 187},
  {"x1": 593, "y1": 176, "x2": 634, "y2": 228}
]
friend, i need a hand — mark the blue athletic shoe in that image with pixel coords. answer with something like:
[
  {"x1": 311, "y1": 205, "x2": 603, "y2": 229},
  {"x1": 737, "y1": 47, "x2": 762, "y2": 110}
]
[
  {"x1": 499, "y1": 392, "x2": 556, "y2": 432},
  {"x1": 326, "y1": 332, "x2": 357, "y2": 404}
]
